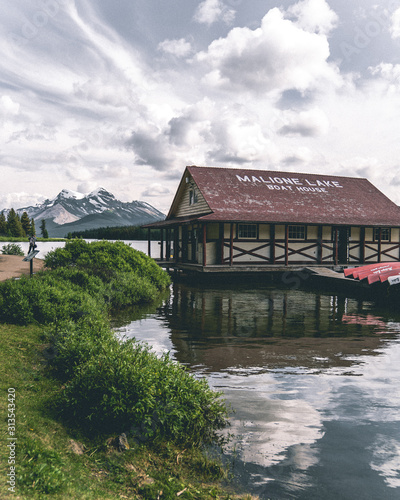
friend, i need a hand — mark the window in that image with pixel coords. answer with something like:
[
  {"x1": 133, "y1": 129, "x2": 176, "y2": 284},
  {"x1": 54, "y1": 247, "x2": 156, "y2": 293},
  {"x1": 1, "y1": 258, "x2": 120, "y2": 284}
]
[
  {"x1": 373, "y1": 228, "x2": 391, "y2": 241},
  {"x1": 189, "y1": 189, "x2": 198, "y2": 205},
  {"x1": 288, "y1": 225, "x2": 306, "y2": 240},
  {"x1": 238, "y1": 224, "x2": 257, "y2": 239}
]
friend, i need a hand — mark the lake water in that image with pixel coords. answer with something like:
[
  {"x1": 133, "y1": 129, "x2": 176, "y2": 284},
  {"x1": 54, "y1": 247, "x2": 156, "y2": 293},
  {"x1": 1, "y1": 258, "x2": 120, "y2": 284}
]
[
  {"x1": 114, "y1": 281, "x2": 400, "y2": 500},
  {"x1": 0, "y1": 240, "x2": 160, "y2": 257}
]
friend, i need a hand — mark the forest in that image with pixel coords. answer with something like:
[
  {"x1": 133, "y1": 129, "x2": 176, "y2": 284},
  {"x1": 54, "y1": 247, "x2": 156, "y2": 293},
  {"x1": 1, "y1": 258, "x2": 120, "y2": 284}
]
[
  {"x1": 69, "y1": 224, "x2": 161, "y2": 241},
  {"x1": 0, "y1": 209, "x2": 37, "y2": 237}
]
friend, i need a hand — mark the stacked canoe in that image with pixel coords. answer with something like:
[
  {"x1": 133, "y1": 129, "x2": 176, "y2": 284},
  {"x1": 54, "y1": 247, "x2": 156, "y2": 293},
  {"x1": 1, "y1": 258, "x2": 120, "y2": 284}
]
[{"x1": 344, "y1": 262, "x2": 400, "y2": 285}]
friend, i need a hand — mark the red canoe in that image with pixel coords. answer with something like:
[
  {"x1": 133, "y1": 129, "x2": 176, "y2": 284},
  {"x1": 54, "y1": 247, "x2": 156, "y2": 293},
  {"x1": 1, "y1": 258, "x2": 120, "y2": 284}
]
[
  {"x1": 346, "y1": 262, "x2": 400, "y2": 279},
  {"x1": 379, "y1": 269, "x2": 400, "y2": 283},
  {"x1": 344, "y1": 263, "x2": 390, "y2": 278},
  {"x1": 358, "y1": 263, "x2": 400, "y2": 281},
  {"x1": 368, "y1": 267, "x2": 400, "y2": 284}
]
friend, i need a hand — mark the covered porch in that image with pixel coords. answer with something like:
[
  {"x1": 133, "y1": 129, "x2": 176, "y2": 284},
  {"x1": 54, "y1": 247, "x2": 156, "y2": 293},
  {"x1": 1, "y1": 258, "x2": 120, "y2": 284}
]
[{"x1": 145, "y1": 221, "x2": 400, "y2": 269}]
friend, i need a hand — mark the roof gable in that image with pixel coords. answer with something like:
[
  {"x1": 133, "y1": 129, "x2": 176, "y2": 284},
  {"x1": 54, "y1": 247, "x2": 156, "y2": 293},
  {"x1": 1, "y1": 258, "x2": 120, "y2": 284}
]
[
  {"x1": 179, "y1": 166, "x2": 400, "y2": 226},
  {"x1": 167, "y1": 168, "x2": 212, "y2": 219}
]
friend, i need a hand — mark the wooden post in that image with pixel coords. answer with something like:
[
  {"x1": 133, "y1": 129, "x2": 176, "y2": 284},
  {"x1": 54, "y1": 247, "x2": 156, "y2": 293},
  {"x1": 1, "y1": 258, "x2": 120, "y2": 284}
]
[
  {"x1": 174, "y1": 227, "x2": 179, "y2": 261},
  {"x1": 202, "y1": 224, "x2": 207, "y2": 267},
  {"x1": 230, "y1": 223, "x2": 234, "y2": 266},
  {"x1": 160, "y1": 228, "x2": 164, "y2": 260},
  {"x1": 219, "y1": 223, "x2": 224, "y2": 264},
  {"x1": 334, "y1": 228, "x2": 338, "y2": 265},
  {"x1": 360, "y1": 227, "x2": 365, "y2": 264},
  {"x1": 378, "y1": 228, "x2": 382, "y2": 262},
  {"x1": 285, "y1": 225, "x2": 289, "y2": 266},
  {"x1": 270, "y1": 224, "x2": 275, "y2": 264},
  {"x1": 165, "y1": 229, "x2": 171, "y2": 261},
  {"x1": 317, "y1": 225, "x2": 323, "y2": 264}
]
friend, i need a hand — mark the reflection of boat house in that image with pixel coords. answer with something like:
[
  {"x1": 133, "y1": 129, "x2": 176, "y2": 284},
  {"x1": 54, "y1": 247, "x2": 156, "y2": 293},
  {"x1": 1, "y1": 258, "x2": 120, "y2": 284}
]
[{"x1": 145, "y1": 166, "x2": 400, "y2": 270}]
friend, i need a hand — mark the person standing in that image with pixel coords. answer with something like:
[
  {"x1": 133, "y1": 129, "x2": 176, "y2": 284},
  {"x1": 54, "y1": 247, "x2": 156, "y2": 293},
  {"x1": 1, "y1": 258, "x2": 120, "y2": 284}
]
[{"x1": 28, "y1": 235, "x2": 37, "y2": 254}]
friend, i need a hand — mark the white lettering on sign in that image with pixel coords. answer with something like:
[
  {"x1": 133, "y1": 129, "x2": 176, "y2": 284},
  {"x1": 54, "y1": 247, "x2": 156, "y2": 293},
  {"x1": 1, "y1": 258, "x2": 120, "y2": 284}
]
[{"x1": 236, "y1": 174, "x2": 343, "y2": 191}]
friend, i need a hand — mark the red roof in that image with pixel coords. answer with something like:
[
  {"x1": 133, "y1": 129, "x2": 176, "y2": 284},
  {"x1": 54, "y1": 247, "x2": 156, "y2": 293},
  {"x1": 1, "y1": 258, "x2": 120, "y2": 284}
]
[{"x1": 182, "y1": 166, "x2": 400, "y2": 226}]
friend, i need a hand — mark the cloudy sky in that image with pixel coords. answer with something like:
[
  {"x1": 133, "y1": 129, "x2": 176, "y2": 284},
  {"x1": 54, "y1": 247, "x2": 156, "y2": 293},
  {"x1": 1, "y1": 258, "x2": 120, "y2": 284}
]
[{"x1": 2, "y1": 0, "x2": 400, "y2": 212}]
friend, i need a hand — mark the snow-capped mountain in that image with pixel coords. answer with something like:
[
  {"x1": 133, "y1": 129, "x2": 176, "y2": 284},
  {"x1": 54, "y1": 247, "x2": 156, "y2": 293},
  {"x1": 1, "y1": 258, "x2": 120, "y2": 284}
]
[{"x1": 12, "y1": 187, "x2": 165, "y2": 237}]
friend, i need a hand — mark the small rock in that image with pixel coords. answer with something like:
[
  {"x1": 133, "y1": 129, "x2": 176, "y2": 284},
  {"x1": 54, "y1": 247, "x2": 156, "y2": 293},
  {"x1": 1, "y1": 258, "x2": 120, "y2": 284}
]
[
  {"x1": 69, "y1": 439, "x2": 85, "y2": 455},
  {"x1": 107, "y1": 433, "x2": 130, "y2": 452},
  {"x1": 117, "y1": 433, "x2": 130, "y2": 452}
]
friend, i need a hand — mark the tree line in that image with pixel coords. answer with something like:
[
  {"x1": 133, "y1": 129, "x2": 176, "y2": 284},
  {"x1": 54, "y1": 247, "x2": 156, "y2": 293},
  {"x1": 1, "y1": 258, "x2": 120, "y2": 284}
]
[
  {"x1": 0, "y1": 209, "x2": 48, "y2": 238},
  {"x1": 69, "y1": 225, "x2": 161, "y2": 241}
]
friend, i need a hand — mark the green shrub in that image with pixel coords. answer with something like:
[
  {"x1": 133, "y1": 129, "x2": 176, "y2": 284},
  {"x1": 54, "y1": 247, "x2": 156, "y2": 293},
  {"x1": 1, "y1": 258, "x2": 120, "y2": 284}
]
[
  {"x1": 44, "y1": 239, "x2": 170, "y2": 290},
  {"x1": 1, "y1": 243, "x2": 24, "y2": 255},
  {"x1": 0, "y1": 240, "x2": 229, "y2": 449},
  {"x1": 102, "y1": 271, "x2": 159, "y2": 308},
  {"x1": 0, "y1": 273, "x2": 105, "y2": 325},
  {"x1": 48, "y1": 316, "x2": 114, "y2": 381},
  {"x1": 0, "y1": 240, "x2": 170, "y2": 325},
  {"x1": 56, "y1": 335, "x2": 229, "y2": 446}
]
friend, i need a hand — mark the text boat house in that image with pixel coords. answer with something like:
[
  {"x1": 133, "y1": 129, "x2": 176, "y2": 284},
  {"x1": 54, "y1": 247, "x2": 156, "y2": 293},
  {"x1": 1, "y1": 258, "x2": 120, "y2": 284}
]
[{"x1": 145, "y1": 166, "x2": 400, "y2": 270}]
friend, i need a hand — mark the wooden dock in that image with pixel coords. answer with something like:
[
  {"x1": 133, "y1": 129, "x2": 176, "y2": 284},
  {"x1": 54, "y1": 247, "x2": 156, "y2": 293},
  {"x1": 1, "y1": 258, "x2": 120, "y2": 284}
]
[
  {"x1": 301, "y1": 266, "x2": 371, "y2": 292},
  {"x1": 156, "y1": 260, "x2": 383, "y2": 296}
]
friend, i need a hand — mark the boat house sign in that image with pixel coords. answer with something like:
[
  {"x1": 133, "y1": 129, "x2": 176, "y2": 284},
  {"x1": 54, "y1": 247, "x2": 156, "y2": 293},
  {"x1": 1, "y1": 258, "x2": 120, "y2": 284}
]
[{"x1": 236, "y1": 174, "x2": 343, "y2": 193}]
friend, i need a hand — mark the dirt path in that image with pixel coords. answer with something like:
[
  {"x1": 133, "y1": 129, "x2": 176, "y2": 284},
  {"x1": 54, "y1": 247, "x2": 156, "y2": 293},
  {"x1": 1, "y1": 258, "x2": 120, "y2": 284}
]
[{"x1": 0, "y1": 254, "x2": 45, "y2": 281}]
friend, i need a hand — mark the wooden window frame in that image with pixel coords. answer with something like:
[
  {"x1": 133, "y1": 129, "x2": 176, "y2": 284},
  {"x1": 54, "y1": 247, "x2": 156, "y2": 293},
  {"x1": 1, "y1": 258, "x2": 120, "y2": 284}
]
[
  {"x1": 189, "y1": 189, "x2": 198, "y2": 206},
  {"x1": 288, "y1": 225, "x2": 306, "y2": 240},
  {"x1": 373, "y1": 228, "x2": 391, "y2": 242},
  {"x1": 237, "y1": 223, "x2": 257, "y2": 239}
]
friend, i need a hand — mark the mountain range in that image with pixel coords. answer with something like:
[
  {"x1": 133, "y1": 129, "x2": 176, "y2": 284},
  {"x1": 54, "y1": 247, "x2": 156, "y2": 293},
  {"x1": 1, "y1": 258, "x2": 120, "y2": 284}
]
[{"x1": 9, "y1": 188, "x2": 165, "y2": 237}]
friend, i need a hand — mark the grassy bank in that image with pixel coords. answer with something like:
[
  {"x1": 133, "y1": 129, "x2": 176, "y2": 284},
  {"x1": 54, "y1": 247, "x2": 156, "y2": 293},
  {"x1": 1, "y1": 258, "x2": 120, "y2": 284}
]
[
  {"x1": 0, "y1": 241, "x2": 244, "y2": 499},
  {"x1": 0, "y1": 324, "x2": 244, "y2": 499}
]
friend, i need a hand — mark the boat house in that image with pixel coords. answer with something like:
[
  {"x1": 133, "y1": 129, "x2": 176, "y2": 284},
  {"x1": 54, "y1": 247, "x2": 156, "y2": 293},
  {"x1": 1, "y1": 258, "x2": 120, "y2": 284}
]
[{"x1": 145, "y1": 166, "x2": 400, "y2": 271}]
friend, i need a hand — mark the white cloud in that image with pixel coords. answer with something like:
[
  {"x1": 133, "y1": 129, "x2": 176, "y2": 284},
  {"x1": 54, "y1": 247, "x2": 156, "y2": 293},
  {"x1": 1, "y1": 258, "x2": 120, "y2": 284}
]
[
  {"x1": 193, "y1": 0, "x2": 235, "y2": 26},
  {"x1": 73, "y1": 79, "x2": 134, "y2": 108},
  {"x1": 158, "y1": 38, "x2": 192, "y2": 58},
  {"x1": 0, "y1": 96, "x2": 20, "y2": 117},
  {"x1": 142, "y1": 183, "x2": 171, "y2": 197},
  {"x1": 167, "y1": 98, "x2": 215, "y2": 147},
  {"x1": 206, "y1": 116, "x2": 274, "y2": 164},
  {"x1": 369, "y1": 63, "x2": 400, "y2": 90},
  {"x1": 288, "y1": 0, "x2": 338, "y2": 35},
  {"x1": 196, "y1": 7, "x2": 342, "y2": 94},
  {"x1": 277, "y1": 108, "x2": 330, "y2": 137},
  {"x1": 390, "y1": 7, "x2": 400, "y2": 38},
  {"x1": 0, "y1": 191, "x2": 46, "y2": 211}
]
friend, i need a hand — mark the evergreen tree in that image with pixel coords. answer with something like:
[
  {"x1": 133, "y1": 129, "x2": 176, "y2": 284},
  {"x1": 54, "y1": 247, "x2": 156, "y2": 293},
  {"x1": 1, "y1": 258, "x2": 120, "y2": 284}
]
[
  {"x1": 31, "y1": 218, "x2": 36, "y2": 236},
  {"x1": 7, "y1": 209, "x2": 24, "y2": 237},
  {"x1": 20, "y1": 211, "x2": 31, "y2": 236},
  {"x1": 40, "y1": 219, "x2": 49, "y2": 239},
  {"x1": 0, "y1": 212, "x2": 6, "y2": 235}
]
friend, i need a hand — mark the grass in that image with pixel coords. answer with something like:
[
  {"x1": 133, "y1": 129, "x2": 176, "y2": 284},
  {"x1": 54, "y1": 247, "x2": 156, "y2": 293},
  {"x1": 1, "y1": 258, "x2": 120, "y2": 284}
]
[
  {"x1": 0, "y1": 323, "x2": 252, "y2": 499},
  {"x1": 0, "y1": 237, "x2": 66, "y2": 242}
]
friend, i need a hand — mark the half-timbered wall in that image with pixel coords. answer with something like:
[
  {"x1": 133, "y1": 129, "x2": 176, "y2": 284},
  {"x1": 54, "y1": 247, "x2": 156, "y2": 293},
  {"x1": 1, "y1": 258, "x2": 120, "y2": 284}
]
[
  {"x1": 170, "y1": 222, "x2": 400, "y2": 266},
  {"x1": 362, "y1": 227, "x2": 400, "y2": 263},
  {"x1": 322, "y1": 226, "x2": 334, "y2": 262},
  {"x1": 221, "y1": 223, "x2": 271, "y2": 263}
]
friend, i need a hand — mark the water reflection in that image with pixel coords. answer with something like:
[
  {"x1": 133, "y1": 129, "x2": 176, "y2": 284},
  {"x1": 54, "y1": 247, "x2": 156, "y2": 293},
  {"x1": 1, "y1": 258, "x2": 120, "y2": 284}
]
[
  {"x1": 115, "y1": 282, "x2": 400, "y2": 500},
  {"x1": 151, "y1": 284, "x2": 400, "y2": 373}
]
